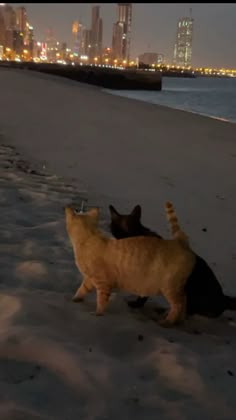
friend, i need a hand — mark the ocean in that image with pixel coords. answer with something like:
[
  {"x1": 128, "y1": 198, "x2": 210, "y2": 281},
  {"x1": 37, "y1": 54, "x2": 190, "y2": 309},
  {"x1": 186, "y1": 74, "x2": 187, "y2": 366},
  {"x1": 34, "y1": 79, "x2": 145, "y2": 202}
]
[{"x1": 105, "y1": 76, "x2": 236, "y2": 124}]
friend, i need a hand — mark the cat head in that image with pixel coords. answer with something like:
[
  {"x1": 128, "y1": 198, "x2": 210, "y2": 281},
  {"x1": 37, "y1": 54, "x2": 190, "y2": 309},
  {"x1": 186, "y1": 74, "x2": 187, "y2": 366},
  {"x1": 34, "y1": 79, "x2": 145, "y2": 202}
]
[
  {"x1": 65, "y1": 206, "x2": 99, "y2": 238},
  {"x1": 109, "y1": 204, "x2": 142, "y2": 239}
]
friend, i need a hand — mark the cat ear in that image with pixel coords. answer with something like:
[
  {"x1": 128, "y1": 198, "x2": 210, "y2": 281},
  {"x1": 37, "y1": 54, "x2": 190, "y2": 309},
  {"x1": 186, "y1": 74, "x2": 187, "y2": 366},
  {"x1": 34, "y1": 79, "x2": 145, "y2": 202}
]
[
  {"x1": 131, "y1": 205, "x2": 142, "y2": 220},
  {"x1": 86, "y1": 207, "x2": 99, "y2": 219},
  {"x1": 109, "y1": 205, "x2": 120, "y2": 219}
]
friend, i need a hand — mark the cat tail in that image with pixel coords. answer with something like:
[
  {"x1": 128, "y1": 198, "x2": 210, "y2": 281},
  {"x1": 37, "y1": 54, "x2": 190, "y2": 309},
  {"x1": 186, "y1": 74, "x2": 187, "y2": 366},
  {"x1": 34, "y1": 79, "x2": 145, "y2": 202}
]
[
  {"x1": 165, "y1": 202, "x2": 189, "y2": 246},
  {"x1": 224, "y1": 295, "x2": 236, "y2": 311}
]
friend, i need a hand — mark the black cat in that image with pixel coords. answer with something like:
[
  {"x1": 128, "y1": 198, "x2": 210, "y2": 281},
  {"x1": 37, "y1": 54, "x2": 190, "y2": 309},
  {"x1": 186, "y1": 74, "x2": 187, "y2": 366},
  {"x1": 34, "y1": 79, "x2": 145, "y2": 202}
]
[{"x1": 109, "y1": 204, "x2": 236, "y2": 318}]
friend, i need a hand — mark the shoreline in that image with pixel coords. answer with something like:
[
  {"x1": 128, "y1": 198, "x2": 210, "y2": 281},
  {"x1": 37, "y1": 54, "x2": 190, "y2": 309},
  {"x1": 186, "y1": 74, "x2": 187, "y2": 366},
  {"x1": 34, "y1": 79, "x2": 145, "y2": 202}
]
[
  {"x1": 1, "y1": 66, "x2": 234, "y2": 124},
  {"x1": 104, "y1": 88, "x2": 236, "y2": 125}
]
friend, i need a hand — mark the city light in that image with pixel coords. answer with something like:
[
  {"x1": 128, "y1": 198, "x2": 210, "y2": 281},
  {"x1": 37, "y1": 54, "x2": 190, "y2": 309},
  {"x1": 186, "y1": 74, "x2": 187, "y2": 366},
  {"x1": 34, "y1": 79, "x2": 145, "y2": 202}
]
[{"x1": 0, "y1": 3, "x2": 234, "y2": 76}]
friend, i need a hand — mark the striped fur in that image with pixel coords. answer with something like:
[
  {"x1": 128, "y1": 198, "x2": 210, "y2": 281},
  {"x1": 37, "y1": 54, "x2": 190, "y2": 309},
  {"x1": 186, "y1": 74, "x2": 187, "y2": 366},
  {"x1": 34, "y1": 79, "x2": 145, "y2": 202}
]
[
  {"x1": 65, "y1": 206, "x2": 196, "y2": 326},
  {"x1": 165, "y1": 201, "x2": 189, "y2": 246}
]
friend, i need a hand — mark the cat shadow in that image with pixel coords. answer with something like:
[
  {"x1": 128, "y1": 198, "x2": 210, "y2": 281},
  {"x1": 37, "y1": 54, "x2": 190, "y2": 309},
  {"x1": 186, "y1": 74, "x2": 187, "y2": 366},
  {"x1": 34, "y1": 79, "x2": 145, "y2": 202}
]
[{"x1": 130, "y1": 299, "x2": 236, "y2": 340}]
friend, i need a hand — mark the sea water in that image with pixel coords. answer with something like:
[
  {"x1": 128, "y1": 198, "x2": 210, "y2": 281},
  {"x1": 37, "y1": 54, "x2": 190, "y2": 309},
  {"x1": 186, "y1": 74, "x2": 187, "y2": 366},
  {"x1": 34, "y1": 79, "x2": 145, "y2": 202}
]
[{"x1": 105, "y1": 76, "x2": 236, "y2": 124}]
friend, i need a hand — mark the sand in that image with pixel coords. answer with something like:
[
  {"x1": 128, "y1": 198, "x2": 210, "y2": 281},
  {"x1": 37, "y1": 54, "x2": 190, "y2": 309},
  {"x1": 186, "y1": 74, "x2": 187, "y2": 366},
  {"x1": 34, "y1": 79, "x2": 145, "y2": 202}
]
[{"x1": 0, "y1": 68, "x2": 236, "y2": 420}]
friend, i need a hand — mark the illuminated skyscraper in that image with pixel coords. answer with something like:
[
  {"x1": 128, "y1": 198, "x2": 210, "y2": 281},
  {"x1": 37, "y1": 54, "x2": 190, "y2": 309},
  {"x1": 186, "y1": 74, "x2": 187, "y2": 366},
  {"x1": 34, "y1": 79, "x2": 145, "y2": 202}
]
[
  {"x1": 72, "y1": 20, "x2": 79, "y2": 56},
  {"x1": 28, "y1": 25, "x2": 34, "y2": 57},
  {"x1": 173, "y1": 11, "x2": 194, "y2": 67},
  {"x1": 112, "y1": 3, "x2": 132, "y2": 62},
  {"x1": 72, "y1": 20, "x2": 83, "y2": 59},
  {"x1": 90, "y1": 5, "x2": 102, "y2": 59}
]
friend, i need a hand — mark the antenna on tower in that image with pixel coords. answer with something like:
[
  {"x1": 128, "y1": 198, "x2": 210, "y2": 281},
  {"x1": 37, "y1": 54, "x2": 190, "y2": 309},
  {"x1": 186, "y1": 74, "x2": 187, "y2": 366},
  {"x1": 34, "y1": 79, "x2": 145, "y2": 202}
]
[{"x1": 189, "y1": 7, "x2": 192, "y2": 18}]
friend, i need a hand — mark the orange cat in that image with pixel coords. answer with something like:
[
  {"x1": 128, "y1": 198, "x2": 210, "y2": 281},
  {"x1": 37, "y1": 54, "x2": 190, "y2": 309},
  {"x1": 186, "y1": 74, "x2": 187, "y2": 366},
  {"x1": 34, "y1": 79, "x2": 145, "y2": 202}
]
[{"x1": 65, "y1": 203, "x2": 196, "y2": 326}]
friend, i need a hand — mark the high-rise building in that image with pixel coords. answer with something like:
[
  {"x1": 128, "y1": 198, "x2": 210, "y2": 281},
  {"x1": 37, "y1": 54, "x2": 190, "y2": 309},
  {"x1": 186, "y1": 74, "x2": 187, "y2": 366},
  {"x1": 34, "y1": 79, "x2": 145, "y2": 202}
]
[
  {"x1": 112, "y1": 22, "x2": 123, "y2": 61},
  {"x1": 112, "y1": 3, "x2": 132, "y2": 63},
  {"x1": 60, "y1": 42, "x2": 67, "y2": 60},
  {"x1": 72, "y1": 20, "x2": 84, "y2": 59},
  {"x1": 16, "y1": 6, "x2": 27, "y2": 32},
  {"x1": 173, "y1": 12, "x2": 193, "y2": 67},
  {"x1": 2, "y1": 4, "x2": 16, "y2": 30},
  {"x1": 80, "y1": 28, "x2": 92, "y2": 57},
  {"x1": 0, "y1": 4, "x2": 16, "y2": 50},
  {"x1": 72, "y1": 20, "x2": 79, "y2": 56},
  {"x1": 90, "y1": 5, "x2": 102, "y2": 59},
  {"x1": 0, "y1": 7, "x2": 6, "y2": 47},
  {"x1": 28, "y1": 25, "x2": 34, "y2": 57},
  {"x1": 13, "y1": 30, "x2": 24, "y2": 55},
  {"x1": 45, "y1": 28, "x2": 58, "y2": 62}
]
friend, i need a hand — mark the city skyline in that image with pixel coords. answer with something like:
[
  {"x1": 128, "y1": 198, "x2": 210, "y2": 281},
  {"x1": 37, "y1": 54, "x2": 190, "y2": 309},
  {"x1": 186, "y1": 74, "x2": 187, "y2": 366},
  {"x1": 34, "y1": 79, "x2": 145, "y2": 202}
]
[{"x1": 9, "y1": 3, "x2": 236, "y2": 68}]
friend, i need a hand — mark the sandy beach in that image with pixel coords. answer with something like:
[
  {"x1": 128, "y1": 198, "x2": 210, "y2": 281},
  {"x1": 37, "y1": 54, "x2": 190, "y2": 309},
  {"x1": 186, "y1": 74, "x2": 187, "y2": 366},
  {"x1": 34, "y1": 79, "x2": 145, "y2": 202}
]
[{"x1": 0, "y1": 68, "x2": 236, "y2": 420}]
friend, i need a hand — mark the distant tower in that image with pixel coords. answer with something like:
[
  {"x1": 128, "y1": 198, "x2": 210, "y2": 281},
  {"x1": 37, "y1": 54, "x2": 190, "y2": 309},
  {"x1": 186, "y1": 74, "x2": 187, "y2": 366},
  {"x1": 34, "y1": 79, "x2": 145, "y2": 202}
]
[
  {"x1": 45, "y1": 28, "x2": 56, "y2": 62},
  {"x1": 112, "y1": 3, "x2": 132, "y2": 62},
  {"x1": 28, "y1": 25, "x2": 34, "y2": 57},
  {"x1": 16, "y1": 6, "x2": 27, "y2": 32},
  {"x1": 173, "y1": 11, "x2": 194, "y2": 67},
  {"x1": 80, "y1": 28, "x2": 92, "y2": 57},
  {"x1": 72, "y1": 20, "x2": 84, "y2": 59},
  {"x1": 90, "y1": 5, "x2": 103, "y2": 59},
  {"x1": 72, "y1": 20, "x2": 79, "y2": 56}
]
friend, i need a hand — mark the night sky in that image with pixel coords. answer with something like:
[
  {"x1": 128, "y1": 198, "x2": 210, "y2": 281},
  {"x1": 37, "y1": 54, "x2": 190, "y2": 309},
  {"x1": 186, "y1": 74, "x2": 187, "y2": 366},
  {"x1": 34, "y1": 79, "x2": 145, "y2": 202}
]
[{"x1": 10, "y1": 3, "x2": 236, "y2": 68}]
